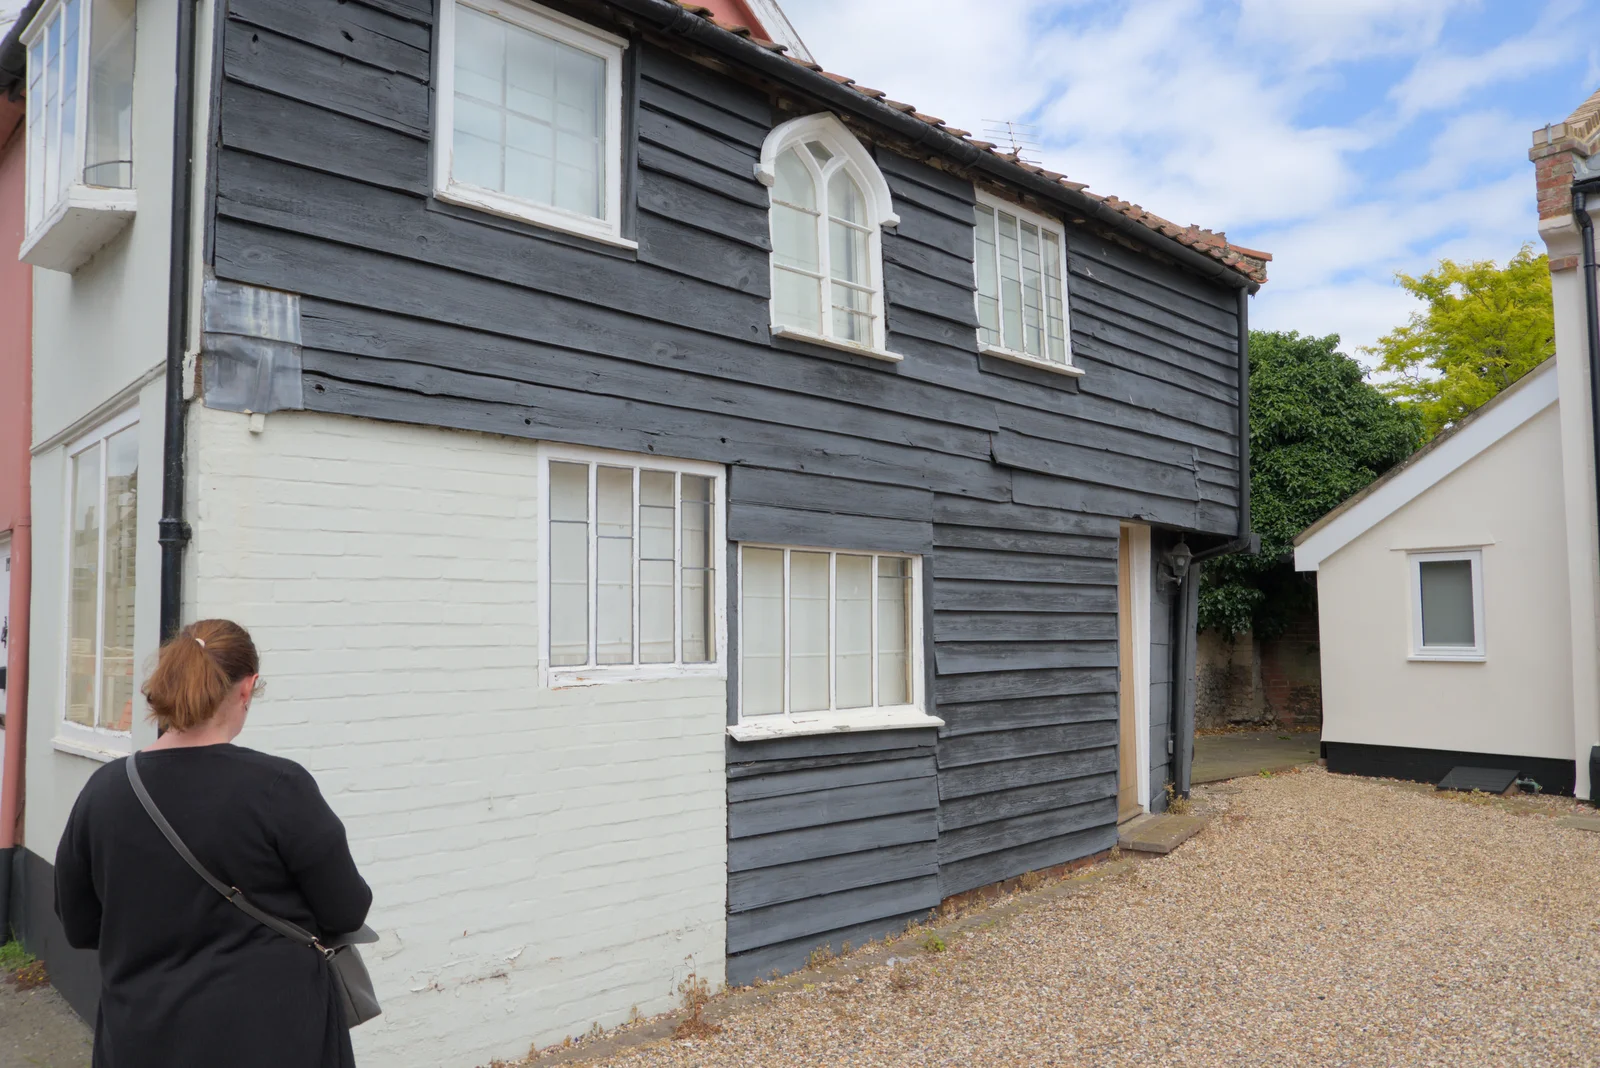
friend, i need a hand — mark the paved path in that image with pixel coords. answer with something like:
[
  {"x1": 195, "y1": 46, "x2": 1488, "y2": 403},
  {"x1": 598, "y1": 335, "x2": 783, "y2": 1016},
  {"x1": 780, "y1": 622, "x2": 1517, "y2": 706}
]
[
  {"x1": 1192, "y1": 728, "x2": 1319, "y2": 783},
  {"x1": 547, "y1": 767, "x2": 1600, "y2": 1068},
  {"x1": 1, "y1": 978, "x2": 92, "y2": 1067}
]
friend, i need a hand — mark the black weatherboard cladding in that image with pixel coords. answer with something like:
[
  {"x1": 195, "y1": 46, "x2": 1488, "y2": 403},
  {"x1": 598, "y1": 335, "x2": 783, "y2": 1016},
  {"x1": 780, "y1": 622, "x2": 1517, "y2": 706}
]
[{"x1": 209, "y1": 0, "x2": 1245, "y2": 982}]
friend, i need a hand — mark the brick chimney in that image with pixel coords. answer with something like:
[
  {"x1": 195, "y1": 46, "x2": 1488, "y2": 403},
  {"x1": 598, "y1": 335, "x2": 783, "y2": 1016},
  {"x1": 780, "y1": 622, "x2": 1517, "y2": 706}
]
[{"x1": 1531, "y1": 87, "x2": 1600, "y2": 271}]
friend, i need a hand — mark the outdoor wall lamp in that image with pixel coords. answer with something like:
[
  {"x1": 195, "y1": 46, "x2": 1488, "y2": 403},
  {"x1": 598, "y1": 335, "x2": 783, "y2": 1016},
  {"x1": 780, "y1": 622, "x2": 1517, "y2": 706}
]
[{"x1": 1162, "y1": 540, "x2": 1193, "y2": 586}]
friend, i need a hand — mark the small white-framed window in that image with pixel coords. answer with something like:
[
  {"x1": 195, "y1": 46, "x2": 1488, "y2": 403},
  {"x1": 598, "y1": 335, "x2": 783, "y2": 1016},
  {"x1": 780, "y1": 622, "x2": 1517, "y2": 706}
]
[
  {"x1": 1408, "y1": 549, "x2": 1485, "y2": 661},
  {"x1": 433, "y1": 0, "x2": 629, "y2": 246},
  {"x1": 540, "y1": 446, "x2": 725, "y2": 683},
  {"x1": 20, "y1": 0, "x2": 138, "y2": 272},
  {"x1": 60, "y1": 408, "x2": 140, "y2": 747},
  {"x1": 734, "y1": 544, "x2": 935, "y2": 739},
  {"x1": 973, "y1": 191, "x2": 1079, "y2": 376},
  {"x1": 756, "y1": 113, "x2": 900, "y2": 360}
]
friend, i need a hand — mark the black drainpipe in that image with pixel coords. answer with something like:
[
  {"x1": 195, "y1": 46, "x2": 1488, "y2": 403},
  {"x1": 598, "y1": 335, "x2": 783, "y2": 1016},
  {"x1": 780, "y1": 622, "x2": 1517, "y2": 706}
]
[
  {"x1": 158, "y1": 0, "x2": 202, "y2": 641},
  {"x1": 1167, "y1": 287, "x2": 1257, "y2": 798},
  {"x1": 1573, "y1": 185, "x2": 1600, "y2": 803}
]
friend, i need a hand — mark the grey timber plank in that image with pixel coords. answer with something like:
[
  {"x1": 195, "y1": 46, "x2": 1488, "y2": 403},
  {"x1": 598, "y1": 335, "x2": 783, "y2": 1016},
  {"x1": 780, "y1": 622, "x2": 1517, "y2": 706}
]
[
  {"x1": 727, "y1": 811, "x2": 937, "y2": 872},
  {"x1": 886, "y1": 303, "x2": 977, "y2": 351},
  {"x1": 939, "y1": 772, "x2": 1118, "y2": 831},
  {"x1": 992, "y1": 429, "x2": 1203, "y2": 503},
  {"x1": 1069, "y1": 272, "x2": 1237, "y2": 353},
  {"x1": 1010, "y1": 471, "x2": 1237, "y2": 533},
  {"x1": 1071, "y1": 359, "x2": 1237, "y2": 435},
  {"x1": 729, "y1": 776, "x2": 939, "y2": 839},
  {"x1": 929, "y1": 547, "x2": 1118, "y2": 585},
  {"x1": 635, "y1": 211, "x2": 771, "y2": 296},
  {"x1": 883, "y1": 170, "x2": 976, "y2": 225},
  {"x1": 884, "y1": 263, "x2": 981, "y2": 328},
  {"x1": 932, "y1": 496, "x2": 1118, "y2": 538},
  {"x1": 939, "y1": 746, "x2": 1118, "y2": 800},
  {"x1": 932, "y1": 611, "x2": 1116, "y2": 643},
  {"x1": 637, "y1": 141, "x2": 769, "y2": 208},
  {"x1": 933, "y1": 640, "x2": 1118, "y2": 675},
  {"x1": 638, "y1": 81, "x2": 770, "y2": 150},
  {"x1": 937, "y1": 720, "x2": 1120, "y2": 768},
  {"x1": 1070, "y1": 326, "x2": 1240, "y2": 402},
  {"x1": 727, "y1": 728, "x2": 939, "y2": 764},
  {"x1": 729, "y1": 467, "x2": 939, "y2": 520},
  {"x1": 727, "y1": 755, "x2": 937, "y2": 803},
  {"x1": 940, "y1": 824, "x2": 1117, "y2": 896},
  {"x1": 935, "y1": 667, "x2": 1118, "y2": 705},
  {"x1": 222, "y1": 22, "x2": 428, "y2": 136},
  {"x1": 728, "y1": 841, "x2": 938, "y2": 912},
  {"x1": 638, "y1": 107, "x2": 758, "y2": 181},
  {"x1": 877, "y1": 149, "x2": 977, "y2": 203},
  {"x1": 636, "y1": 167, "x2": 770, "y2": 248},
  {"x1": 886, "y1": 200, "x2": 973, "y2": 261},
  {"x1": 931, "y1": 525, "x2": 1116, "y2": 558},
  {"x1": 215, "y1": 153, "x2": 770, "y2": 344},
  {"x1": 931, "y1": 580, "x2": 1116, "y2": 614},
  {"x1": 638, "y1": 44, "x2": 773, "y2": 127},
  {"x1": 1072, "y1": 242, "x2": 1240, "y2": 332},
  {"x1": 343, "y1": 0, "x2": 431, "y2": 23},
  {"x1": 726, "y1": 908, "x2": 931, "y2": 986},
  {"x1": 727, "y1": 746, "x2": 936, "y2": 780},
  {"x1": 882, "y1": 231, "x2": 979, "y2": 291},
  {"x1": 728, "y1": 504, "x2": 934, "y2": 553},
  {"x1": 727, "y1": 875, "x2": 942, "y2": 953},
  {"x1": 227, "y1": 0, "x2": 430, "y2": 77},
  {"x1": 936, "y1": 692, "x2": 1119, "y2": 737},
  {"x1": 1073, "y1": 308, "x2": 1239, "y2": 382},
  {"x1": 217, "y1": 87, "x2": 429, "y2": 196},
  {"x1": 938, "y1": 796, "x2": 1118, "y2": 864}
]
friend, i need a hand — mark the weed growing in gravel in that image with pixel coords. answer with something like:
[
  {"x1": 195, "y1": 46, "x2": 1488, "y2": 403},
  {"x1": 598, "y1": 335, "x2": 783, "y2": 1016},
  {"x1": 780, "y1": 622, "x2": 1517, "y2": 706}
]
[
  {"x1": 672, "y1": 972, "x2": 721, "y2": 1041},
  {"x1": 806, "y1": 943, "x2": 837, "y2": 969},
  {"x1": 889, "y1": 966, "x2": 920, "y2": 993},
  {"x1": 1259, "y1": 769, "x2": 1275, "y2": 778},
  {"x1": 1165, "y1": 783, "x2": 1192, "y2": 815},
  {"x1": 921, "y1": 935, "x2": 947, "y2": 954},
  {"x1": 0, "y1": 940, "x2": 36, "y2": 973}
]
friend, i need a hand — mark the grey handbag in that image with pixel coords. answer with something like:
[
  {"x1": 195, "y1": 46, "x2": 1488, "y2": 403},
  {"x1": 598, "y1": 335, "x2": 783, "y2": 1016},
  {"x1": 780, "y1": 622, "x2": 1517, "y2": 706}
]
[{"x1": 125, "y1": 754, "x2": 382, "y2": 1027}]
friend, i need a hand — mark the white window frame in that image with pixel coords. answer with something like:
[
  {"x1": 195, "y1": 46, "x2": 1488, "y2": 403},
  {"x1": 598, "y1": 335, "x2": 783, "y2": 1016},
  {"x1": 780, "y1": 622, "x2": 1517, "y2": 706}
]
[
  {"x1": 536, "y1": 444, "x2": 726, "y2": 686},
  {"x1": 19, "y1": 0, "x2": 139, "y2": 273},
  {"x1": 972, "y1": 189, "x2": 1081, "y2": 377},
  {"x1": 729, "y1": 543, "x2": 941, "y2": 741},
  {"x1": 432, "y1": 0, "x2": 632, "y2": 248},
  {"x1": 756, "y1": 112, "x2": 901, "y2": 362},
  {"x1": 57, "y1": 406, "x2": 140, "y2": 757},
  {"x1": 1408, "y1": 549, "x2": 1485, "y2": 662}
]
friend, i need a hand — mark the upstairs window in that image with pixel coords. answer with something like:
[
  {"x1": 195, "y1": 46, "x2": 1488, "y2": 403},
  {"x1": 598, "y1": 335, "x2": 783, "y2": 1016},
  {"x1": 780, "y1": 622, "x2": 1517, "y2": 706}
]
[
  {"x1": 20, "y1": 0, "x2": 137, "y2": 272},
  {"x1": 757, "y1": 114, "x2": 899, "y2": 359},
  {"x1": 973, "y1": 191, "x2": 1078, "y2": 375},
  {"x1": 434, "y1": 0, "x2": 627, "y2": 245}
]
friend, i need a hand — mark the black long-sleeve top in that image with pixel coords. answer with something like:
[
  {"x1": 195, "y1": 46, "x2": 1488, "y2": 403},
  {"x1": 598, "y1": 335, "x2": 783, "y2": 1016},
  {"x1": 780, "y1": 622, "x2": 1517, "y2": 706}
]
[{"x1": 55, "y1": 744, "x2": 373, "y2": 1068}]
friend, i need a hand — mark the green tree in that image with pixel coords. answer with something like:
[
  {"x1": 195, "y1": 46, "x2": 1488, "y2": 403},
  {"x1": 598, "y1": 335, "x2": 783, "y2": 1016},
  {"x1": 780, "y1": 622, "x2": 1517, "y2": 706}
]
[
  {"x1": 1199, "y1": 330, "x2": 1423, "y2": 636},
  {"x1": 1365, "y1": 245, "x2": 1554, "y2": 438}
]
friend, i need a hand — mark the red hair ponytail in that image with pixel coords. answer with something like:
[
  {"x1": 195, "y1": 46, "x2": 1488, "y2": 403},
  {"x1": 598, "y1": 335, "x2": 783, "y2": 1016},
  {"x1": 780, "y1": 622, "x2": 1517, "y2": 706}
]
[{"x1": 142, "y1": 619, "x2": 260, "y2": 732}]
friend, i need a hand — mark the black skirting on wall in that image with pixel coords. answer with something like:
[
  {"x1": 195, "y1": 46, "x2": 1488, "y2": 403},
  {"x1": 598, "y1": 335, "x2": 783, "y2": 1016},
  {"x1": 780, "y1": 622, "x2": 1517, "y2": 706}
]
[
  {"x1": 14, "y1": 847, "x2": 100, "y2": 1022},
  {"x1": 1324, "y1": 741, "x2": 1576, "y2": 797}
]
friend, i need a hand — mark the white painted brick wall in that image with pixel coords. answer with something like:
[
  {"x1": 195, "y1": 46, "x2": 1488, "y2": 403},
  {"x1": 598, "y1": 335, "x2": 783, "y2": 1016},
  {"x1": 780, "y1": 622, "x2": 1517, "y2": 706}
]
[{"x1": 188, "y1": 406, "x2": 727, "y2": 1067}]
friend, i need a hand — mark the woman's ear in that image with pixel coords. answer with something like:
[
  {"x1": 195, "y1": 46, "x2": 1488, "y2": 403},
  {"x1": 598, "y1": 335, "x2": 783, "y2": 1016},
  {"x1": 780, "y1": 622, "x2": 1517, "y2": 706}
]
[{"x1": 240, "y1": 674, "x2": 258, "y2": 708}]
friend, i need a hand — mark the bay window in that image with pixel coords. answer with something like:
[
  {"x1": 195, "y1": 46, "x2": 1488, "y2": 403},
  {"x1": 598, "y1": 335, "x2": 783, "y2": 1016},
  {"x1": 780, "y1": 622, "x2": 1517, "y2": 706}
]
[
  {"x1": 543, "y1": 449, "x2": 723, "y2": 681},
  {"x1": 21, "y1": 0, "x2": 137, "y2": 273}
]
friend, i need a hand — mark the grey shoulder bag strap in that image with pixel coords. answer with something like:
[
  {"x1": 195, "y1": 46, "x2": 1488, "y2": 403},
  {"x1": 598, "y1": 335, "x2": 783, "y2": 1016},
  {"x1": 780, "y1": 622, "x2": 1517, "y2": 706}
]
[{"x1": 125, "y1": 753, "x2": 382, "y2": 1027}]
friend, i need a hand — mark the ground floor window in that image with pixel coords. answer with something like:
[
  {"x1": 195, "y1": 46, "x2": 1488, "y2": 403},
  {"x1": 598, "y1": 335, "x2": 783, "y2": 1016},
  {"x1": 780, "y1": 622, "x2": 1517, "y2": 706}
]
[
  {"x1": 738, "y1": 544, "x2": 921, "y2": 724},
  {"x1": 63, "y1": 408, "x2": 139, "y2": 735},
  {"x1": 542, "y1": 447, "x2": 724, "y2": 681},
  {"x1": 1409, "y1": 549, "x2": 1484, "y2": 661}
]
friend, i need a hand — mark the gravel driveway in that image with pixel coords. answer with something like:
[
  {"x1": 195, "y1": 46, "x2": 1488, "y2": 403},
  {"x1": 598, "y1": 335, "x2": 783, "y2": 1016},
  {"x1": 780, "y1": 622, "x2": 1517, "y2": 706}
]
[{"x1": 559, "y1": 766, "x2": 1600, "y2": 1068}]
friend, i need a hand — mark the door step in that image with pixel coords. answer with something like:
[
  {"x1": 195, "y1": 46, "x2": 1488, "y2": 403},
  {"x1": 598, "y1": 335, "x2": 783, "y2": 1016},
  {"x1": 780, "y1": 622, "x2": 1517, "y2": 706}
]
[{"x1": 1117, "y1": 813, "x2": 1207, "y2": 855}]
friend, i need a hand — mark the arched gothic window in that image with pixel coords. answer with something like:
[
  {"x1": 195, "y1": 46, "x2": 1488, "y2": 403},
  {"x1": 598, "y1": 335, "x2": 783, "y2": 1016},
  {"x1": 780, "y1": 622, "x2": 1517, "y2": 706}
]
[{"x1": 756, "y1": 114, "x2": 898, "y2": 356}]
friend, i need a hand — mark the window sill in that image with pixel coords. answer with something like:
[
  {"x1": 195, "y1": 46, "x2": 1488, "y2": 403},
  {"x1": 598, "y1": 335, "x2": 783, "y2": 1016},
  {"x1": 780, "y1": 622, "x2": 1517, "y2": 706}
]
[
  {"x1": 1408, "y1": 651, "x2": 1486, "y2": 663},
  {"x1": 978, "y1": 343, "x2": 1085, "y2": 377},
  {"x1": 52, "y1": 734, "x2": 131, "y2": 763},
  {"x1": 434, "y1": 183, "x2": 636, "y2": 250},
  {"x1": 21, "y1": 185, "x2": 138, "y2": 273},
  {"x1": 770, "y1": 324, "x2": 904, "y2": 363},
  {"x1": 728, "y1": 707, "x2": 944, "y2": 742},
  {"x1": 547, "y1": 663, "x2": 726, "y2": 688}
]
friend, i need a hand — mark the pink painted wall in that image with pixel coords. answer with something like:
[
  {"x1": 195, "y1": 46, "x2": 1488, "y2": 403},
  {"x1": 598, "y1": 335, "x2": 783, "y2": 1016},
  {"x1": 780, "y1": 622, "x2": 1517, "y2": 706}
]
[{"x1": 1, "y1": 96, "x2": 33, "y2": 852}]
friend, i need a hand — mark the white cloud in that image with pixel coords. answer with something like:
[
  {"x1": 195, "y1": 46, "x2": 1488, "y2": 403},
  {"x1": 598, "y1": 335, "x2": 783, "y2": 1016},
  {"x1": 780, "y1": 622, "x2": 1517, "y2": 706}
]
[{"x1": 780, "y1": 0, "x2": 1580, "y2": 361}]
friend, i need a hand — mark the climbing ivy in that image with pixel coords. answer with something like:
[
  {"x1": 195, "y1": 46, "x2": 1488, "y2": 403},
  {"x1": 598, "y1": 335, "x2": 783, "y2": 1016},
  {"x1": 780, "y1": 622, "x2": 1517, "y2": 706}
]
[{"x1": 1199, "y1": 330, "x2": 1422, "y2": 637}]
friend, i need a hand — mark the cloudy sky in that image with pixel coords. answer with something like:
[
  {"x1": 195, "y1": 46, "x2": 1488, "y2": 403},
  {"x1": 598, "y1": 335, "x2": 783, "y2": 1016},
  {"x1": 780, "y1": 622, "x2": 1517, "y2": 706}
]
[{"x1": 781, "y1": 0, "x2": 1600, "y2": 360}]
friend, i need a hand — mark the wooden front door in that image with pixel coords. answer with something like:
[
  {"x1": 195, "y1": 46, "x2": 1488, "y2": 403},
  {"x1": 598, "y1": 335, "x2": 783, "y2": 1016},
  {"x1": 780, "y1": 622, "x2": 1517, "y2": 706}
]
[{"x1": 1117, "y1": 526, "x2": 1141, "y2": 823}]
